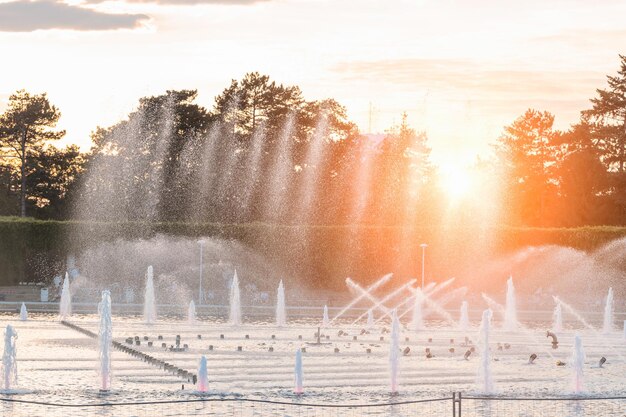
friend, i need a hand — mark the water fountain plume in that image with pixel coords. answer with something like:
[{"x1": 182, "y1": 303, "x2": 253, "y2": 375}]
[
  {"x1": 2, "y1": 325, "x2": 17, "y2": 390},
  {"x1": 276, "y1": 280, "x2": 286, "y2": 327},
  {"x1": 351, "y1": 279, "x2": 417, "y2": 324},
  {"x1": 572, "y1": 334, "x2": 585, "y2": 394},
  {"x1": 266, "y1": 113, "x2": 295, "y2": 220},
  {"x1": 553, "y1": 300, "x2": 563, "y2": 333},
  {"x1": 477, "y1": 309, "x2": 494, "y2": 394},
  {"x1": 459, "y1": 301, "x2": 470, "y2": 331},
  {"x1": 98, "y1": 290, "x2": 112, "y2": 391},
  {"x1": 197, "y1": 356, "x2": 209, "y2": 392},
  {"x1": 229, "y1": 270, "x2": 242, "y2": 326},
  {"x1": 393, "y1": 282, "x2": 442, "y2": 322},
  {"x1": 555, "y1": 295, "x2": 626, "y2": 362},
  {"x1": 143, "y1": 266, "x2": 157, "y2": 324},
  {"x1": 322, "y1": 305, "x2": 329, "y2": 327},
  {"x1": 406, "y1": 287, "x2": 458, "y2": 326},
  {"x1": 503, "y1": 276, "x2": 517, "y2": 331},
  {"x1": 410, "y1": 293, "x2": 424, "y2": 331},
  {"x1": 188, "y1": 300, "x2": 196, "y2": 325},
  {"x1": 329, "y1": 273, "x2": 393, "y2": 325},
  {"x1": 59, "y1": 273, "x2": 72, "y2": 320},
  {"x1": 294, "y1": 349, "x2": 304, "y2": 394},
  {"x1": 19, "y1": 303, "x2": 27, "y2": 321},
  {"x1": 367, "y1": 309, "x2": 374, "y2": 328},
  {"x1": 603, "y1": 287, "x2": 614, "y2": 334},
  {"x1": 389, "y1": 310, "x2": 400, "y2": 394},
  {"x1": 422, "y1": 287, "x2": 468, "y2": 317},
  {"x1": 482, "y1": 293, "x2": 555, "y2": 360}
]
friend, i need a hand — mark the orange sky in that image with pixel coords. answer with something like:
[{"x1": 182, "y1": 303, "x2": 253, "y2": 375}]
[{"x1": 0, "y1": 0, "x2": 625, "y2": 166}]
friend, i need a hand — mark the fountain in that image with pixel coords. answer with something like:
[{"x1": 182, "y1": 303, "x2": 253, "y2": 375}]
[
  {"x1": 2, "y1": 325, "x2": 17, "y2": 391},
  {"x1": 553, "y1": 300, "x2": 563, "y2": 333},
  {"x1": 322, "y1": 305, "x2": 329, "y2": 327},
  {"x1": 367, "y1": 309, "x2": 374, "y2": 329},
  {"x1": 276, "y1": 280, "x2": 286, "y2": 327},
  {"x1": 294, "y1": 348, "x2": 304, "y2": 394},
  {"x1": 98, "y1": 290, "x2": 112, "y2": 391},
  {"x1": 459, "y1": 301, "x2": 469, "y2": 331},
  {"x1": 410, "y1": 293, "x2": 424, "y2": 331},
  {"x1": 197, "y1": 356, "x2": 209, "y2": 392},
  {"x1": 389, "y1": 309, "x2": 400, "y2": 394},
  {"x1": 572, "y1": 334, "x2": 585, "y2": 394},
  {"x1": 59, "y1": 273, "x2": 72, "y2": 320},
  {"x1": 188, "y1": 300, "x2": 196, "y2": 325},
  {"x1": 603, "y1": 287, "x2": 614, "y2": 334},
  {"x1": 329, "y1": 273, "x2": 392, "y2": 324},
  {"x1": 477, "y1": 309, "x2": 494, "y2": 394},
  {"x1": 351, "y1": 278, "x2": 417, "y2": 324},
  {"x1": 229, "y1": 270, "x2": 241, "y2": 326},
  {"x1": 144, "y1": 266, "x2": 157, "y2": 324},
  {"x1": 19, "y1": 303, "x2": 27, "y2": 321},
  {"x1": 503, "y1": 276, "x2": 517, "y2": 331}
]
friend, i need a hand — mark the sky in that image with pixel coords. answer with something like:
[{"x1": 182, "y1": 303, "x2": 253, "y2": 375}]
[{"x1": 0, "y1": 0, "x2": 625, "y2": 167}]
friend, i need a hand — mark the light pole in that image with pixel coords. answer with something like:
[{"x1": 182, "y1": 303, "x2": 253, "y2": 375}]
[
  {"x1": 420, "y1": 243, "x2": 428, "y2": 289},
  {"x1": 198, "y1": 239, "x2": 206, "y2": 304}
]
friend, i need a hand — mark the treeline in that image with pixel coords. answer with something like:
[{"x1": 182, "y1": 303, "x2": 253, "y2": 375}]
[{"x1": 1, "y1": 56, "x2": 626, "y2": 227}]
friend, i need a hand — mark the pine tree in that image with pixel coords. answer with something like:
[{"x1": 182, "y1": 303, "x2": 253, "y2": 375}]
[
  {"x1": 584, "y1": 54, "x2": 626, "y2": 172},
  {"x1": 0, "y1": 90, "x2": 64, "y2": 217}
]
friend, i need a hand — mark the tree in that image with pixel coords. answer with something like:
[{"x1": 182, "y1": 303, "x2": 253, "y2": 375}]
[
  {"x1": 583, "y1": 54, "x2": 626, "y2": 172},
  {"x1": 81, "y1": 90, "x2": 214, "y2": 221},
  {"x1": 553, "y1": 122, "x2": 608, "y2": 225},
  {"x1": 0, "y1": 90, "x2": 64, "y2": 217},
  {"x1": 214, "y1": 72, "x2": 304, "y2": 139},
  {"x1": 26, "y1": 145, "x2": 84, "y2": 219},
  {"x1": 495, "y1": 109, "x2": 560, "y2": 225}
]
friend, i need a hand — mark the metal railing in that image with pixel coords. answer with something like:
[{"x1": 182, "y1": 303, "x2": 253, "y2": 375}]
[{"x1": 2, "y1": 394, "x2": 626, "y2": 417}]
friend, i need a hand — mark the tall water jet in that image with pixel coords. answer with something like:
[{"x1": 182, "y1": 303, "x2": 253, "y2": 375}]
[
  {"x1": 322, "y1": 305, "x2": 329, "y2": 327},
  {"x1": 410, "y1": 294, "x2": 424, "y2": 331},
  {"x1": 503, "y1": 276, "x2": 517, "y2": 331},
  {"x1": 98, "y1": 290, "x2": 112, "y2": 391},
  {"x1": 553, "y1": 300, "x2": 563, "y2": 333},
  {"x1": 188, "y1": 300, "x2": 196, "y2": 325},
  {"x1": 59, "y1": 273, "x2": 72, "y2": 320},
  {"x1": 367, "y1": 309, "x2": 374, "y2": 329},
  {"x1": 477, "y1": 309, "x2": 494, "y2": 394},
  {"x1": 572, "y1": 334, "x2": 585, "y2": 394},
  {"x1": 294, "y1": 348, "x2": 304, "y2": 394},
  {"x1": 229, "y1": 270, "x2": 241, "y2": 326},
  {"x1": 2, "y1": 325, "x2": 17, "y2": 390},
  {"x1": 143, "y1": 266, "x2": 157, "y2": 324},
  {"x1": 197, "y1": 356, "x2": 209, "y2": 392},
  {"x1": 389, "y1": 309, "x2": 400, "y2": 394},
  {"x1": 603, "y1": 287, "x2": 614, "y2": 334},
  {"x1": 276, "y1": 280, "x2": 286, "y2": 327},
  {"x1": 19, "y1": 303, "x2": 27, "y2": 321},
  {"x1": 459, "y1": 301, "x2": 469, "y2": 332}
]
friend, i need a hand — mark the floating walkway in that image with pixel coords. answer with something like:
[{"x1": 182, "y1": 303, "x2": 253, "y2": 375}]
[{"x1": 60, "y1": 320, "x2": 198, "y2": 384}]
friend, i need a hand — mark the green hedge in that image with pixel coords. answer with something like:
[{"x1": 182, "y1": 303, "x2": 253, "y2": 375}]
[{"x1": 2, "y1": 216, "x2": 626, "y2": 289}]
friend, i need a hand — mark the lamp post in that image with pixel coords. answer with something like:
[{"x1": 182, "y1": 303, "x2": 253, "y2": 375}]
[
  {"x1": 420, "y1": 243, "x2": 428, "y2": 289},
  {"x1": 198, "y1": 239, "x2": 206, "y2": 304}
]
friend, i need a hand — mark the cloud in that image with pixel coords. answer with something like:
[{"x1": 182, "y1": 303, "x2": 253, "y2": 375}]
[
  {"x1": 332, "y1": 58, "x2": 603, "y2": 101},
  {"x1": 0, "y1": 0, "x2": 150, "y2": 32},
  {"x1": 86, "y1": 0, "x2": 270, "y2": 4}
]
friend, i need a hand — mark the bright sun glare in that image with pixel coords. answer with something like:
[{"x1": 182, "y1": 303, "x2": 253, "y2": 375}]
[{"x1": 440, "y1": 165, "x2": 473, "y2": 201}]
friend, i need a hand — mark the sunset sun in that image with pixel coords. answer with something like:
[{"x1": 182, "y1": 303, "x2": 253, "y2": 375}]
[{"x1": 440, "y1": 165, "x2": 474, "y2": 201}]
